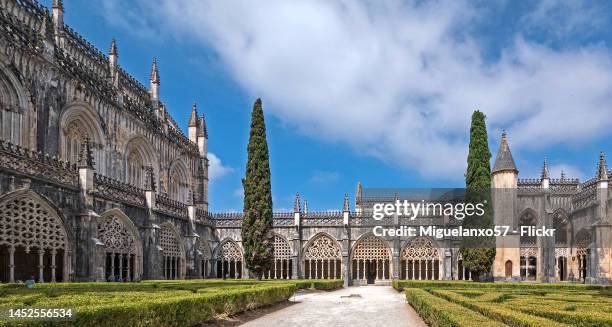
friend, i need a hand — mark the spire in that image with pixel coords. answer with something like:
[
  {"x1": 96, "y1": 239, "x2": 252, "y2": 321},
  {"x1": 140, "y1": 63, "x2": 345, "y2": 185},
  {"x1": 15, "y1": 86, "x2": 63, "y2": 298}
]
[
  {"x1": 597, "y1": 152, "x2": 608, "y2": 181},
  {"x1": 150, "y1": 58, "x2": 160, "y2": 101},
  {"x1": 150, "y1": 57, "x2": 159, "y2": 83},
  {"x1": 78, "y1": 137, "x2": 95, "y2": 169},
  {"x1": 197, "y1": 115, "x2": 208, "y2": 138},
  {"x1": 560, "y1": 170, "x2": 566, "y2": 180},
  {"x1": 294, "y1": 193, "x2": 301, "y2": 213},
  {"x1": 188, "y1": 102, "x2": 198, "y2": 127},
  {"x1": 109, "y1": 37, "x2": 118, "y2": 56},
  {"x1": 492, "y1": 129, "x2": 518, "y2": 174},
  {"x1": 540, "y1": 156, "x2": 549, "y2": 180},
  {"x1": 144, "y1": 165, "x2": 156, "y2": 191},
  {"x1": 343, "y1": 193, "x2": 349, "y2": 212},
  {"x1": 53, "y1": 0, "x2": 63, "y2": 10},
  {"x1": 355, "y1": 181, "x2": 362, "y2": 205},
  {"x1": 303, "y1": 199, "x2": 308, "y2": 216}
]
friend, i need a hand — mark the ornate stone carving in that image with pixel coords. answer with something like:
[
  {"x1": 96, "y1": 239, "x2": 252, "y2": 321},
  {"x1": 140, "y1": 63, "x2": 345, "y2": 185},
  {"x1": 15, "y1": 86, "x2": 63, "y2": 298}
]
[
  {"x1": 216, "y1": 241, "x2": 242, "y2": 261},
  {"x1": 98, "y1": 215, "x2": 136, "y2": 254},
  {"x1": 353, "y1": 235, "x2": 390, "y2": 260},
  {"x1": 0, "y1": 195, "x2": 67, "y2": 252},
  {"x1": 303, "y1": 235, "x2": 341, "y2": 260},
  {"x1": 520, "y1": 247, "x2": 538, "y2": 257},
  {"x1": 198, "y1": 240, "x2": 211, "y2": 260},
  {"x1": 402, "y1": 237, "x2": 438, "y2": 260},
  {"x1": 273, "y1": 235, "x2": 291, "y2": 259},
  {"x1": 93, "y1": 173, "x2": 146, "y2": 207},
  {"x1": 160, "y1": 225, "x2": 182, "y2": 257}
]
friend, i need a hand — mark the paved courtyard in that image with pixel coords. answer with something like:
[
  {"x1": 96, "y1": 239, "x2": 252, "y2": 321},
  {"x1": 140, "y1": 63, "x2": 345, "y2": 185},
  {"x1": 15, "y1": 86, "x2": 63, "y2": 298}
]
[{"x1": 242, "y1": 286, "x2": 426, "y2": 327}]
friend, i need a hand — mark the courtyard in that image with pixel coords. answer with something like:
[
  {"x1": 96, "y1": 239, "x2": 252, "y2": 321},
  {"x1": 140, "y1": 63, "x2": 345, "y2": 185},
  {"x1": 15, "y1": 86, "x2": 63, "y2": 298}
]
[{"x1": 241, "y1": 285, "x2": 426, "y2": 327}]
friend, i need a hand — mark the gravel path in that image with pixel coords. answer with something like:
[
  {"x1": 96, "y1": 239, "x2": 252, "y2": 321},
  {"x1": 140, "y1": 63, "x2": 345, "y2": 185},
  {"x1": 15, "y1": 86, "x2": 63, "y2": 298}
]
[{"x1": 241, "y1": 286, "x2": 427, "y2": 327}]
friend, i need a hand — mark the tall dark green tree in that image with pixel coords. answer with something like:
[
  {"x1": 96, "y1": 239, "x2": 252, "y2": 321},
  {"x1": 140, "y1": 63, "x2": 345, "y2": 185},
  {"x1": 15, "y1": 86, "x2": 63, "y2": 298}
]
[
  {"x1": 241, "y1": 98, "x2": 274, "y2": 280},
  {"x1": 459, "y1": 110, "x2": 496, "y2": 281}
]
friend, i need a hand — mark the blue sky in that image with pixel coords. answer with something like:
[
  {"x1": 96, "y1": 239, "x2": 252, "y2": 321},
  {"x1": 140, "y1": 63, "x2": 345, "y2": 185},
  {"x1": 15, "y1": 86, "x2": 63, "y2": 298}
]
[{"x1": 48, "y1": 1, "x2": 612, "y2": 212}]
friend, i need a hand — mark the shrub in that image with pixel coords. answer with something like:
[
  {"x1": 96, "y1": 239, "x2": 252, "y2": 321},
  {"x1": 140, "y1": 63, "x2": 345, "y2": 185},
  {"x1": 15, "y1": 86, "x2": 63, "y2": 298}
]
[{"x1": 405, "y1": 288, "x2": 505, "y2": 327}]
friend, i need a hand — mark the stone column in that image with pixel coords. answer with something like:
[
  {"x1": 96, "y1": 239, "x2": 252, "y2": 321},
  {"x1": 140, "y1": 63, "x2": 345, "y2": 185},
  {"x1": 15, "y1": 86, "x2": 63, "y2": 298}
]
[
  {"x1": 50, "y1": 249, "x2": 57, "y2": 283},
  {"x1": 8, "y1": 245, "x2": 15, "y2": 283},
  {"x1": 38, "y1": 249, "x2": 45, "y2": 283}
]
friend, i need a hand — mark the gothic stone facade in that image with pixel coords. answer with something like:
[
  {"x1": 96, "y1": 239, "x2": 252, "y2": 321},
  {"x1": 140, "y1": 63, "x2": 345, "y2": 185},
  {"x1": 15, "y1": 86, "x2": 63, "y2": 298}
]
[{"x1": 0, "y1": 0, "x2": 610, "y2": 285}]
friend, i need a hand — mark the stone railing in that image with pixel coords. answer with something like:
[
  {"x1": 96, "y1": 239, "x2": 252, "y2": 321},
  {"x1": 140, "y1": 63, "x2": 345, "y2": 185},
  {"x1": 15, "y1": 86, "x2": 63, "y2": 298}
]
[
  {"x1": 0, "y1": 140, "x2": 78, "y2": 189},
  {"x1": 517, "y1": 178, "x2": 541, "y2": 193},
  {"x1": 196, "y1": 208, "x2": 213, "y2": 225},
  {"x1": 155, "y1": 193, "x2": 188, "y2": 218},
  {"x1": 302, "y1": 211, "x2": 343, "y2": 226},
  {"x1": 93, "y1": 174, "x2": 146, "y2": 207}
]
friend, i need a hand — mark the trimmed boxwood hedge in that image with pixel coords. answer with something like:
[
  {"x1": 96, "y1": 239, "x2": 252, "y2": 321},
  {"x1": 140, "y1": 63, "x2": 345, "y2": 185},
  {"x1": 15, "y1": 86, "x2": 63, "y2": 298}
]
[
  {"x1": 393, "y1": 280, "x2": 610, "y2": 291},
  {"x1": 431, "y1": 289, "x2": 568, "y2": 327},
  {"x1": 0, "y1": 279, "x2": 343, "y2": 327},
  {"x1": 405, "y1": 288, "x2": 505, "y2": 327}
]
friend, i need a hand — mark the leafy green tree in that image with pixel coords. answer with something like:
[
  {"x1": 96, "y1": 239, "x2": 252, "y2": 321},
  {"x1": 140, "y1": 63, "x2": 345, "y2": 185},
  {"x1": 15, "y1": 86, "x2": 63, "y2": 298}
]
[
  {"x1": 241, "y1": 98, "x2": 274, "y2": 280},
  {"x1": 460, "y1": 110, "x2": 496, "y2": 281}
]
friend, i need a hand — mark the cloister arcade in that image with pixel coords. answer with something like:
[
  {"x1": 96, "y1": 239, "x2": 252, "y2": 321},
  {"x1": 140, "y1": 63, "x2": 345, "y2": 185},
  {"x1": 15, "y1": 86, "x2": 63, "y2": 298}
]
[
  {"x1": 0, "y1": 191, "x2": 71, "y2": 283},
  {"x1": 351, "y1": 234, "x2": 391, "y2": 284},
  {"x1": 197, "y1": 239, "x2": 211, "y2": 278},
  {"x1": 98, "y1": 210, "x2": 142, "y2": 282},
  {"x1": 263, "y1": 235, "x2": 293, "y2": 279},
  {"x1": 303, "y1": 233, "x2": 342, "y2": 279},
  {"x1": 400, "y1": 237, "x2": 441, "y2": 280},
  {"x1": 215, "y1": 240, "x2": 243, "y2": 278},
  {"x1": 159, "y1": 223, "x2": 185, "y2": 280}
]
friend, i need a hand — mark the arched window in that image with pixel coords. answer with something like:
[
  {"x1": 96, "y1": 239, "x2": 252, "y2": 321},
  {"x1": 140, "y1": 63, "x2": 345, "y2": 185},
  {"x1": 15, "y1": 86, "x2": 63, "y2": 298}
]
[
  {"x1": 303, "y1": 234, "x2": 341, "y2": 279},
  {"x1": 126, "y1": 151, "x2": 144, "y2": 187},
  {"x1": 98, "y1": 211, "x2": 142, "y2": 282},
  {"x1": 215, "y1": 240, "x2": 243, "y2": 278},
  {"x1": 124, "y1": 137, "x2": 157, "y2": 189},
  {"x1": 168, "y1": 160, "x2": 190, "y2": 202},
  {"x1": 264, "y1": 235, "x2": 292, "y2": 279},
  {"x1": 401, "y1": 237, "x2": 440, "y2": 280},
  {"x1": 159, "y1": 224, "x2": 184, "y2": 280},
  {"x1": 59, "y1": 104, "x2": 105, "y2": 173},
  {"x1": 0, "y1": 67, "x2": 30, "y2": 147},
  {"x1": 351, "y1": 234, "x2": 391, "y2": 283},
  {"x1": 553, "y1": 210, "x2": 568, "y2": 246},
  {"x1": 0, "y1": 191, "x2": 69, "y2": 283},
  {"x1": 519, "y1": 210, "x2": 537, "y2": 245}
]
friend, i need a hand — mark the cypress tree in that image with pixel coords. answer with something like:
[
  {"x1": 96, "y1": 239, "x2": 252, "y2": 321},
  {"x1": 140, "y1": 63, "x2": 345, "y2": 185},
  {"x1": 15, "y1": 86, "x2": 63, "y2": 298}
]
[
  {"x1": 459, "y1": 110, "x2": 496, "y2": 281},
  {"x1": 241, "y1": 98, "x2": 274, "y2": 280}
]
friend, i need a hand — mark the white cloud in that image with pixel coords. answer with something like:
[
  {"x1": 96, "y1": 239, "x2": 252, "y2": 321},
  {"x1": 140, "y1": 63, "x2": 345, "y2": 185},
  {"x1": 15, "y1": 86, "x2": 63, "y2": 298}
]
[
  {"x1": 520, "y1": 0, "x2": 608, "y2": 41},
  {"x1": 208, "y1": 153, "x2": 233, "y2": 181},
  {"x1": 309, "y1": 170, "x2": 340, "y2": 184},
  {"x1": 103, "y1": 0, "x2": 612, "y2": 180}
]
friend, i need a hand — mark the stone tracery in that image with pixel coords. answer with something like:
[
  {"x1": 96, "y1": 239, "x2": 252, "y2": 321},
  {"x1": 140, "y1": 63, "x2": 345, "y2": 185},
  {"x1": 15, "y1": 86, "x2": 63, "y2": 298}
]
[
  {"x1": 159, "y1": 224, "x2": 184, "y2": 280},
  {"x1": 303, "y1": 234, "x2": 341, "y2": 279},
  {"x1": 215, "y1": 240, "x2": 243, "y2": 278},
  {"x1": 352, "y1": 234, "x2": 391, "y2": 282},
  {"x1": 401, "y1": 237, "x2": 440, "y2": 280},
  {"x1": 0, "y1": 192, "x2": 68, "y2": 283}
]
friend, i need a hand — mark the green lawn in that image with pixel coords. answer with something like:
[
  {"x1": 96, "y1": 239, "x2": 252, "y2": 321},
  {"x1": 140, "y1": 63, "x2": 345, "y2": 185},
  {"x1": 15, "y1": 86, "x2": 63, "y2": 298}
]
[
  {"x1": 0, "y1": 279, "x2": 343, "y2": 327},
  {"x1": 394, "y1": 280, "x2": 612, "y2": 327}
]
